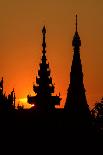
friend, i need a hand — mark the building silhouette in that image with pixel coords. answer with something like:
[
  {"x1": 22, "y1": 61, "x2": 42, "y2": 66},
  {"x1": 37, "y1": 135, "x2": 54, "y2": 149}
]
[
  {"x1": 64, "y1": 15, "x2": 91, "y2": 121},
  {"x1": 27, "y1": 26, "x2": 61, "y2": 111},
  {"x1": 0, "y1": 77, "x2": 16, "y2": 110}
]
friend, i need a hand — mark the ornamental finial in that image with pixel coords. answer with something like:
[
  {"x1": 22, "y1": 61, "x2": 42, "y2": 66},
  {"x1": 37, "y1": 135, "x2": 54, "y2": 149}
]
[
  {"x1": 42, "y1": 25, "x2": 46, "y2": 35},
  {"x1": 76, "y1": 14, "x2": 77, "y2": 32},
  {"x1": 72, "y1": 15, "x2": 81, "y2": 48}
]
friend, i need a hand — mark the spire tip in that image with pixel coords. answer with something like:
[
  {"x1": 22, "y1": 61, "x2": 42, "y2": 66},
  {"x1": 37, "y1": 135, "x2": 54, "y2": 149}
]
[
  {"x1": 42, "y1": 25, "x2": 46, "y2": 34},
  {"x1": 76, "y1": 14, "x2": 77, "y2": 32}
]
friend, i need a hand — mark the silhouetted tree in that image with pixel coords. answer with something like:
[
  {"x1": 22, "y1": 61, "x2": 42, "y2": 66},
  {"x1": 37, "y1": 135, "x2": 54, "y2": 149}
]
[{"x1": 91, "y1": 97, "x2": 103, "y2": 133}]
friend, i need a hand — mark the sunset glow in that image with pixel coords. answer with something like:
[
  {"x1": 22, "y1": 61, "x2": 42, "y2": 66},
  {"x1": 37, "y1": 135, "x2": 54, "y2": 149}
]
[
  {"x1": 16, "y1": 98, "x2": 31, "y2": 109},
  {"x1": 0, "y1": 0, "x2": 103, "y2": 109}
]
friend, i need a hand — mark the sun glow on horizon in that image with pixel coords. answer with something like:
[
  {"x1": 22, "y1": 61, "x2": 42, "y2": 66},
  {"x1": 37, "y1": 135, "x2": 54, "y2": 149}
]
[
  {"x1": 16, "y1": 95, "x2": 64, "y2": 109},
  {"x1": 16, "y1": 98, "x2": 33, "y2": 109},
  {"x1": 0, "y1": 0, "x2": 103, "y2": 110}
]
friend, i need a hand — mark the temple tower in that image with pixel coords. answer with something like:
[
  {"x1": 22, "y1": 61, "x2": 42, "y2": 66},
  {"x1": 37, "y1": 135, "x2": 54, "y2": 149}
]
[
  {"x1": 28, "y1": 26, "x2": 61, "y2": 111},
  {"x1": 64, "y1": 15, "x2": 91, "y2": 121}
]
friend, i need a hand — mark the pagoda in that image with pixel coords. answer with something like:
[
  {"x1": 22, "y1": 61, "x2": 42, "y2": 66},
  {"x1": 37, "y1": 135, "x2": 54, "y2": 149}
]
[
  {"x1": 27, "y1": 26, "x2": 61, "y2": 111},
  {"x1": 64, "y1": 15, "x2": 91, "y2": 121},
  {"x1": 0, "y1": 77, "x2": 16, "y2": 110}
]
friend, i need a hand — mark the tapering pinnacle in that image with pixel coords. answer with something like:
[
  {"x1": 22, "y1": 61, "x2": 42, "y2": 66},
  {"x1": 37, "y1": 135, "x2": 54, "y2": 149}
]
[
  {"x1": 42, "y1": 25, "x2": 46, "y2": 55},
  {"x1": 72, "y1": 14, "x2": 81, "y2": 48},
  {"x1": 42, "y1": 25, "x2": 46, "y2": 35},
  {"x1": 76, "y1": 14, "x2": 77, "y2": 32}
]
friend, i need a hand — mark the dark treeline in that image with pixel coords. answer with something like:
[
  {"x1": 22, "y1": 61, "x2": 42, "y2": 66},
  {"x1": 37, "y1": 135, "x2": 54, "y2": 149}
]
[{"x1": 0, "y1": 109, "x2": 102, "y2": 154}]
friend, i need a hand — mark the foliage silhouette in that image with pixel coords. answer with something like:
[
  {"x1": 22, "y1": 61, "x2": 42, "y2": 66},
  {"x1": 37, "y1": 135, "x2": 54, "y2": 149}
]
[{"x1": 91, "y1": 97, "x2": 103, "y2": 134}]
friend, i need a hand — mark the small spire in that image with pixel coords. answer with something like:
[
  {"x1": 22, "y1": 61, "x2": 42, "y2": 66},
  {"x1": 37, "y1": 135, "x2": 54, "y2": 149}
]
[
  {"x1": 42, "y1": 25, "x2": 46, "y2": 56},
  {"x1": 72, "y1": 14, "x2": 81, "y2": 47},
  {"x1": 76, "y1": 14, "x2": 77, "y2": 32},
  {"x1": 42, "y1": 25, "x2": 46, "y2": 35}
]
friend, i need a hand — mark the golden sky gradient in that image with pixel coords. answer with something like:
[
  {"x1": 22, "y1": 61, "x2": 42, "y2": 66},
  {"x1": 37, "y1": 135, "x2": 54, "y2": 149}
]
[{"x1": 0, "y1": 0, "x2": 103, "y2": 109}]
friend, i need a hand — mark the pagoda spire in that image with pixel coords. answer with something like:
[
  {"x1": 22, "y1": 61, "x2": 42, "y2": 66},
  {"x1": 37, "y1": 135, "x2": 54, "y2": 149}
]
[
  {"x1": 42, "y1": 25, "x2": 46, "y2": 55},
  {"x1": 27, "y1": 26, "x2": 61, "y2": 111},
  {"x1": 41, "y1": 26, "x2": 47, "y2": 64},
  {"x1": 76, "y1": 14, "x2": 78, "y2": 32},
  {"x1": 72, "y1": 15, "x2": 81, "y2": 49},
  {"x1": 64, "y1": 15, "x2": 91, "y2": 122},
  {"x1": 76, "y1": 14, "x2": 77, "y2": 32}
]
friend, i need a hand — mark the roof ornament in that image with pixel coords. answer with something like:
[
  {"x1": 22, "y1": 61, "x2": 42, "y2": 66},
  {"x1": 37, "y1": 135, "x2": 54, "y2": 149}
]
[{"x1": 76, "y1": 14, "x2": 77, "y2": 32}]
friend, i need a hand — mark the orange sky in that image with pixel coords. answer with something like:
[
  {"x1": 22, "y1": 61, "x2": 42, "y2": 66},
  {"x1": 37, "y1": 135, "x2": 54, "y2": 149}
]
[{"x1": 0, "y1": 0, "x2": 103, "y2": 109}]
